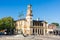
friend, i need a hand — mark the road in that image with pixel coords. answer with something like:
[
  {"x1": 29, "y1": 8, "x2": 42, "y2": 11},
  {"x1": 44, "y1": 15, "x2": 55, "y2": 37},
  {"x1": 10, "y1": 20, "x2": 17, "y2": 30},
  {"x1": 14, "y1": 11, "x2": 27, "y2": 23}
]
[{"x1": 0, "y1": 35, "x2": 60, "y2": 40}]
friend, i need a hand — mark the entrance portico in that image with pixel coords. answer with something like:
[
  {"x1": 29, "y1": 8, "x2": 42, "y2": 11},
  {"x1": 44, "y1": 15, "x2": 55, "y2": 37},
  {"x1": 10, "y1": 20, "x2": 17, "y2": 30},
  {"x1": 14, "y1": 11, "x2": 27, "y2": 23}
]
[{"x1": 30, "y1": 27, "x2": 46, "y2": 35}]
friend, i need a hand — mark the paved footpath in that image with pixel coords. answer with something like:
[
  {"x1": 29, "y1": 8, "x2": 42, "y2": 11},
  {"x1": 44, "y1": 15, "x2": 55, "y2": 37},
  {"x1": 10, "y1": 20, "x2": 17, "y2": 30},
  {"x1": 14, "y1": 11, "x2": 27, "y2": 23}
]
[{"x1": 0, "y1": 35, "x2": 60, "y2": 40}]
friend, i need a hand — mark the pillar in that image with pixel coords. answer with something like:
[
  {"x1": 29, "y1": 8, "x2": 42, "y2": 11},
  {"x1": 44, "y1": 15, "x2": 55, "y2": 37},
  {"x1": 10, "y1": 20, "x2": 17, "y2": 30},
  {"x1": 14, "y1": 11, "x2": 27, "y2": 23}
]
[
  {"x1": 42, "y1": 22, "x2": 46, "y2": 35},
  {"x1": 40, "y1": 29, "x2": 41, "y2": 35},
  {"x1": 34, "y1": 28, "x2": 36, "y2": 34},
  {"x1": 43, "y1": 29, "x2": 45, "y2": 35},
  {"x1": 41, "y1": 29, "x2": 42, "y2": 35},
  {"x1": 37, "y1": 28, "x2": 38, "y2": 35},
  {"x1": 39, "y1": 29, "x2": 40, "y2": 35},
  {"x1": 38, "y1": 28, "x2": 39, "y2": 35},
  {"x1": 30, "y1": 28, "x2": 33, "y2": 35}
]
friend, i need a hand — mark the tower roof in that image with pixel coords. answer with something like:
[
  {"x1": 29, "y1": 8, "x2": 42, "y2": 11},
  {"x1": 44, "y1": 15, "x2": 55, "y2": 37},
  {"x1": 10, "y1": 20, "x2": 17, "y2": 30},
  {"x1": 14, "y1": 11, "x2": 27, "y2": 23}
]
[
  {"x1": 26, "y1": 4, "x2": 32, "y2": 16},
  {"x1": 27, "y1": 4, "x2": 32, "y2": 8}
]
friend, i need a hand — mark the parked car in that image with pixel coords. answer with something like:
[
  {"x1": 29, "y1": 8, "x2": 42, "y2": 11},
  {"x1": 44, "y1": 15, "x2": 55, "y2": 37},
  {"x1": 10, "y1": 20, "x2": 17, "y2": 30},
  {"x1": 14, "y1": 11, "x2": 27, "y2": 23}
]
[{"x1": 0, "y1": 32, "x2": 5, "y2": 35}]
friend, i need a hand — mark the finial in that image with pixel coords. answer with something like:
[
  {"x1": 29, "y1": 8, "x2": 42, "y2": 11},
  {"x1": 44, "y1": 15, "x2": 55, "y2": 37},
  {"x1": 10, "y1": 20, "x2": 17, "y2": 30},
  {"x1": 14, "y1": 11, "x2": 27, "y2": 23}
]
[
  {"x1": 28, "y1": 4, "x2": 32, "y2": 8},
  {"x1": 37, "y1": 18, "x2": 40, "y2": 21}
]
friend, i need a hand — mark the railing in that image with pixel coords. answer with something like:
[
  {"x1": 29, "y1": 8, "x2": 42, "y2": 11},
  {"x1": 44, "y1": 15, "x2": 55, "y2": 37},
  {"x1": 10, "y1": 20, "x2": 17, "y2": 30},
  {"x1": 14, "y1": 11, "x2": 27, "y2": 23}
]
[{"x1": 31, "y1": 26, "x2": 47, "y2": 29}]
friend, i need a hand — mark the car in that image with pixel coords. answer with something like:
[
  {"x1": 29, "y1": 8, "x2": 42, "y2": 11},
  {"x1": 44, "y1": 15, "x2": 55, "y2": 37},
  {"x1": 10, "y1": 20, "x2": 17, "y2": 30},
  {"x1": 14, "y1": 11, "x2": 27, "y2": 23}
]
[{"x1": 0, "y1": 32, "x2": 5, "y2": 35}]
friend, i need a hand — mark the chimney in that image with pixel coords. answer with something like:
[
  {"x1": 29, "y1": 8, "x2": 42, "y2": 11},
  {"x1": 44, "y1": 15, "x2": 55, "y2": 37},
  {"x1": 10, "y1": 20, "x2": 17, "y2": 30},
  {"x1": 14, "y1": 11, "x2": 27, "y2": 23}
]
[{"x1": 37, "y1": 18, "x2": 40, "y2": 21}]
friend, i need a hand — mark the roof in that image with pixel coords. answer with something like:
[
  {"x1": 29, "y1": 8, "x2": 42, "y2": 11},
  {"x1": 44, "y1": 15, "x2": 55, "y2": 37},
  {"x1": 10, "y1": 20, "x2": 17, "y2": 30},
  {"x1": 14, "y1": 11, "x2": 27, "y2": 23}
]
[
  {"x1": 14, "y1": 19, "x2": 47, "y2": 24},
  {"x1": 15, "y1": 18, "x2": 26, "y2": 22},
  {"x1": 33, "y1": 20, "x2": 47, "y2": 23}
]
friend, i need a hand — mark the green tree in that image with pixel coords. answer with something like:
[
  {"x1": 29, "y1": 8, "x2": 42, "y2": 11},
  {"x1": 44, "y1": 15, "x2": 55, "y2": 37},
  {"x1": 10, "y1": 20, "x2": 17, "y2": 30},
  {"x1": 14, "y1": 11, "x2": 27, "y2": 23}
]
[
  {"x1": 0, "y1": 17, "x2": 15, "y2": 34},
  {"x1": 51, "y1": 22, "x2": 59, "y2": 26},
  {"x1": 0, "y1": 19, "x2": 5, "y2": 30}
]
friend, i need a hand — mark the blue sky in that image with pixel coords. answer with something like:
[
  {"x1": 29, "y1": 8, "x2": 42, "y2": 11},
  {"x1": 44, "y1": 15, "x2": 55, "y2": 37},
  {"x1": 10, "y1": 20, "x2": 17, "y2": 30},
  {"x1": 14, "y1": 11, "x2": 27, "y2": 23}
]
[{"x1": 0, "y1": 0, "x2": 60, "y2": 24}]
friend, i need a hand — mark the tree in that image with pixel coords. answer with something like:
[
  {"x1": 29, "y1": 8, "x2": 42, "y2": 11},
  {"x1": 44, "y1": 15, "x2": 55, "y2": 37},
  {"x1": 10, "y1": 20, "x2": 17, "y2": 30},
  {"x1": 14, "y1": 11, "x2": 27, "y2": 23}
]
[
  {"x1": 0, "y1": 19, "x2": 5, "y2": 30},
  {"x1": 51, "y1": 22, "x2": 59, "y2": 26},
  {"x1": 0, "y1": 17, "x2": 15, "y2": 34}
]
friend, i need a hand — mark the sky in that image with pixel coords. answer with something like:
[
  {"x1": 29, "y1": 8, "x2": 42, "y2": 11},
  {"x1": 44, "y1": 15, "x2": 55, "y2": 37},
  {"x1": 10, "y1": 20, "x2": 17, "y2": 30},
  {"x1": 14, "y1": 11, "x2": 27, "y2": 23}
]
[{"x1": 0, "y1": 0, "x2": 60, "y2": 24}]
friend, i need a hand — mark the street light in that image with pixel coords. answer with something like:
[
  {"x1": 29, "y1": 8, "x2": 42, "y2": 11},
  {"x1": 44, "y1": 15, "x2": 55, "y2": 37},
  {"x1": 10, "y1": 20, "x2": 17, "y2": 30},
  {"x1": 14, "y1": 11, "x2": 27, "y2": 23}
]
[{"x1": 18, "y1": 12, "x2": 24, "y2": 34}]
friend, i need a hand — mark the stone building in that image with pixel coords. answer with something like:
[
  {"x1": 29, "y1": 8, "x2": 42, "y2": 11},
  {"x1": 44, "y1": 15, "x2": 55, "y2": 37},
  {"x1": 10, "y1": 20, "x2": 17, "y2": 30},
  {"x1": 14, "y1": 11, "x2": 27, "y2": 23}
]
[
  {"x1": 47, "y1": 24, "x2": 57, "y2": 34},
  {"x1": 15, "y1": 5, "x2": 48, "y2": 35}
]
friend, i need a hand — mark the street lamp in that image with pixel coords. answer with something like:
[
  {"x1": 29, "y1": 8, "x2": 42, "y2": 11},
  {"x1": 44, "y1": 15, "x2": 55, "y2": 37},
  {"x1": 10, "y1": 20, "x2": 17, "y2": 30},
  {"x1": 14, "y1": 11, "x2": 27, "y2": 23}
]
[{"x1": 18, "y1": 12, "x2": 24, "y2": 34}]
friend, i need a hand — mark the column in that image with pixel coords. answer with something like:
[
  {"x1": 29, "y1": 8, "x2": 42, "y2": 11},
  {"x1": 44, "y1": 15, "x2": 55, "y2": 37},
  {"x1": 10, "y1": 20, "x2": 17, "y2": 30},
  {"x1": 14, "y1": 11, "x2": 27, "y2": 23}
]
[
  {"x1": 43, "y1": 29, "x2": 45, "y2": 35},
  {"x1": 34, "y1": 28, "x2": 36, "y2": 35},
  {"x1": 42, "y1": 22, "x2": 46, "y2": 35},
  {"x1": 38, "y1": 29, "x2": 39, "y2": 35},
  {"x1": 33, "y1": 28, "x2": 34, "y2": 35},
  {"x1": 35, "y1": 28, "x2": 37, "y2": 35},
  {"x1": 40, "y1": 29, "x2": 41, "y2": 35},
  {"x1": 37, "y1": 28, "x2": 38, "y2": 35},
  {"x1": 58, "y1": 31, "x2": 59, "y2": 35},
  {"x1": 40, "y1": 29, "x2": 42, "y2": 35},
  {"x1": 39, "y1": 29, "x2": 40, "y2": 35},
  {"x1": 41, "y1": 29, "x2": 42, "y2": 35},
  {"x1": 31, "y1": 28, "x2": 33, "y2": 35}
]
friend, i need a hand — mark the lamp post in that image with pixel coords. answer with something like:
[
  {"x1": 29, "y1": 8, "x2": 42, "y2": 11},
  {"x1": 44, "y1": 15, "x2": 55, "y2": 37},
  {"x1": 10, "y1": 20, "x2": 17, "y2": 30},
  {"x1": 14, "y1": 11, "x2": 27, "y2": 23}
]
[{"x1": 18, "y1": 12, "x2": 24, "y2": 34}]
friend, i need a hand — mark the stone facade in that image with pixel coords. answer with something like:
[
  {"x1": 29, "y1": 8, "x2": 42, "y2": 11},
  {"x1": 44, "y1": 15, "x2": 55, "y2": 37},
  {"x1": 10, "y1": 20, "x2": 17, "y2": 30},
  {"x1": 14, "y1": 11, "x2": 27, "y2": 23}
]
[
  {"x1": 15, "y1": 5, "x2": 48, "y2": 35},
  {"x1": 47, "y1": 24, "x2": 56, "y2": 34}
]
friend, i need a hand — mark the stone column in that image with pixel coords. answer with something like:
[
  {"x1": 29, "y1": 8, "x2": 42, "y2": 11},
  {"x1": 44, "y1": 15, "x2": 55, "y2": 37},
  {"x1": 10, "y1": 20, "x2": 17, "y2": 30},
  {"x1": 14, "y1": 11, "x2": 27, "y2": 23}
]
[
  {"x1": 41, "y1": 29, "x2": 42, "y2": 35},
  {"x1": 43, "y1": 29, "x2": 45, "y2": 35},
  {"x1": 38, "y1": 29, "x2": 39, "y2": 34},
  {"x1": 37, "y1": 28, "x2": 38, "y2": 35},
  {"x1": 42, "y1": 22, "x2": 46, "y2": 35},
  {"x1": 34, "y1": 28, "x2": 35, "y2": 34},
  {"x1": 41, "y1": 29, "x2": 43, "y2": 35},
  {"x1": 39, "y1": 29, "x2": 40, "y2": 35},
  {"x1": 30, "y1": 28, "x2": 33, "y2": 35},
  {"x1": 58, "y1": 31, "x2": 59, "y2": 35},
  {"x1": 33, "y1": 28, "x2": 34, "y2": 34},
  {"x1": 40, "y1": 29, "x2": 41, "y2": 35}
]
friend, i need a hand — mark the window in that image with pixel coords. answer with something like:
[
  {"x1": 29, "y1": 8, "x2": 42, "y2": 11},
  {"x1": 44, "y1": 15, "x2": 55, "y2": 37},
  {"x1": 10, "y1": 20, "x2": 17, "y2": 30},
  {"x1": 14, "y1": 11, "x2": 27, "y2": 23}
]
[{"x1": 40, "y1": 23, "x2": 43, "y2": 26}]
